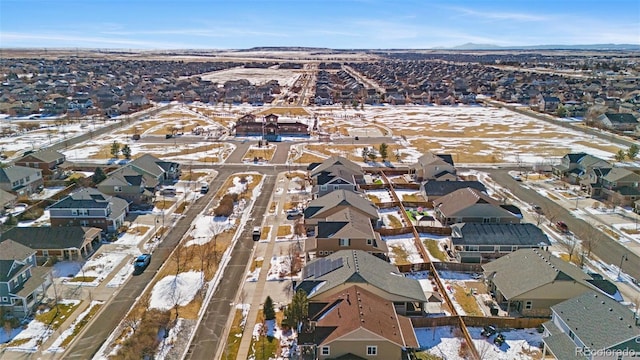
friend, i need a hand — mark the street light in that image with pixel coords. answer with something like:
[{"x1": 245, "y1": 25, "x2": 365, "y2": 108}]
[{"x1": 617, "y1": 254, "x2": 628, "y2": 279}]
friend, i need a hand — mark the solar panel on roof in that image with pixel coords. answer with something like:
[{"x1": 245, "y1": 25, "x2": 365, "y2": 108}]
[{"x1": 305, "y1": 257, "x2": 344, "y2": 278}]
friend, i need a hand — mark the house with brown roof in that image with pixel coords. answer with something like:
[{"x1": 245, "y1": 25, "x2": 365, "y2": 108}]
[
  {"x1": 15, "y1": 149, "x2": 66, "y2": 179},
  {"x1": 97, "y1": 166, "x2": 154, "y2": 205},
  {"x1": 297, "y1": 285, "x2": 419, "y2": 360},
  {"x1": 310, "y1": 156, "x2": 365, "y2": 198},
  {"x1": 410, "y1": 152, "x2": 457, "y2": 181},
  {"x1": 234, "y1": 113, "x2": 309, "y2": 140},
  {"x1": 303, "y1": 189, "x2": 379, "y2": 234},
  {"x1": 304, "y1": 207, "x2": 388, "y2": 260},
  {"x1": 598, "y1": 167, "x2": 640, "y2": 207},
  {"x1": 433, "y1": 188, "x2": 521, "y2": 226}
]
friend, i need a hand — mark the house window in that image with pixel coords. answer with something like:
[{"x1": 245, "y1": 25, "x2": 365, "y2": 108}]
[
  {"x1": 71, "y1": 209, "x2": 78, "y2": 216},
  {"x1": 339, "y1": 238, "x2": 350, "y2": 247},
  {"x1": 80, "y1": 220, "x2": 89, "y2": 226},
  {"x1": 42, "y1": 250, "x2": 48, "y2": 257},
  {"x1": 525, "y1": 301, "x2": 533, "y2": 310},
  {"x1": 25, "y1": 176, "x2": 30, "y2": 182},
  {"x1": 114, "y1": 186, "x2": 122, "y2": 192},
  {"x1": 333, "y1": 185, "x2": 339, "y2": 190},
  {"x1": 320, "y1": 346, "x2": 330, "y2": 355},
  {"x1": 320, "y1": 185, "x2": 327, "y2": 191},
  {"x1": 367, "y1": 239, "x2": 373, "y2": 246},
  {"x1": 79, "y1": 209, "x2": 88, "y2": 216},
  {"x1": 366, "y1": 346, "x2": 377, "y2": 355}
]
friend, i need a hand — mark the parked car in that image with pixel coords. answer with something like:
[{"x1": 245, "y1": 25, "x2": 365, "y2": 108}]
[
  {"x1": 252, "y1": 226, "x2": 261, "y2": 241},
  {"x1": 134, "y1": 254, "x2": 151, "y2": 273},
  {"x1": 555, "y1": 221, "x2": 569, "y2": 233},
  {"x1": 200, "y1": 184, "x2": 209, "y2": 194},
  {"x1": 481, "y1": 325, "x2": 497, "y2": 337}
]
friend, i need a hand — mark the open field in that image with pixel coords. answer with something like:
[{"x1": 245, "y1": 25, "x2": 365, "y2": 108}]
[{"x1": 199, "y1": 67, "x2": 301, "y2": 87}]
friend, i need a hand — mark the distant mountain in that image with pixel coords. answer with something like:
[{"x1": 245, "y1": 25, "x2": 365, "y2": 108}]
[{"x1": 449, "y1": 42, "x2": 640, "y2": 50}]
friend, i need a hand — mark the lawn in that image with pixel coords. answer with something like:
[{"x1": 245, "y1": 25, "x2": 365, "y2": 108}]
[
  {"x1": 60, "y1": 302, "x2": 102, "y2": 347},
  {"x1": 256, "y1": 107, "x2": 310, "y2": 116},
  {"x1": 36, "y1": 301, "x2": 82, "y2": 330},
  {"x1": 402, "y1": 193, "x2": 426, "y2": 202},
  {"x1": 154, "y1": 199, "x2": 176, "y2": 210},
  {"x1": 277, "y1": 225, "x2": 292, "y2": 237},
  {"x1": 452, "y1": 284, "x2": 483, "y2": 316},
  {"x1": 243, "y1": 148, "x2": 275, "y2": 162},
  {"x1": 247, "y1": 309, "x2": 283, "y2": 360},
  {"x1": 292, "y1": 151, "x2": 326, "y2": 164},
  {"x1": 386, "y1": 214, "x2": 404, "y2": 228},
  {"x1": 222, "y1": 308, "x2": 246, "y2": 359},
  {"x1": 260, "y1": 226, "x2": 271, "y2": 241},
  {"x1": 390, "y1": 245, "x2": 410, "y2": 265},
  {"x1": 424, "y1": 239, "x2": 448, "y2": 261}
]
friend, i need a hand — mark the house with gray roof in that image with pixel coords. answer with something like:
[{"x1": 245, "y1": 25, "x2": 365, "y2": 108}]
[
  {"x1": 98, "y1": 167, "x2": 154, "y2": 205},
  {"x1": 305, "y1": 207, "x2": 388, "y2": 261},
  {"x1": 598, "y1": 167, "x2": 640, "y2": 207},
  {"x1": 125, "y1": 154, "x2": 181, "y2": 185},
  {"x1": 15, "y1": 148, "x2": 66, "y2": 179},
  {"x1": 553, "y1": 153, "x2": 611, "y2": 185},
  {"x1": 0, "y1": 240, "x2": 51, "y2": 317},
  {"x1": 3, "y1": 226, "x2": 102, "y2": 260},
  {"x1": 0, "y1": 188, "x2": 17, "y2": 214},
  {"x1": 0, "y1": 165, "x2": 43, "y2": 196},
  {"x1": 410, "y1": 152, "x2": 457, "y2": 181},
  {"x1": 597, "y1": 112, "x2": 639, "y2": 132},
  {"x1": 450, "y1": 223, "x2": 550, "y2": 263},
  {"x1": 48, "y1": 188, "x2": 129, "y2": 232},
  {"x1": 310, "y1": 156, "x2": 365, "y2": 198},
  {"x1": 433, "y1": 188, "x2": 521, "y2": 226},
  {"x1": 542, "y1": 291, "x2": 640, "y2": 360},
  {"x1": 482, "y1": 249, "x2": 617, "y2": 317},
  {"x1": 421, "y1": 180, "x2": 487, "y2": 202},
  {"x1": 303, "y1": 189, "x2": 379, "y2": 234},
  {"x1": 296, "y1": 250, "x2": 429, "y2": 316}
]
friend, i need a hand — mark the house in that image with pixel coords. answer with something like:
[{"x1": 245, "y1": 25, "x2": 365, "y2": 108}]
[
  {"x1": 48, "y1": 188, "x2": 129, "y2": 232},
  {"x1": 303, "y1": 189, "x2": 379, "y2": 234},
  {"x1": 539, "y1": 95, "x2": 560, "y2": 112},
  {"x1": 2, "y1": 226, "x2": 102, "y2": 260},
  {"x1": 234, "y1": 113, "x2": 309, "y2": 141},
  {"x1": 296, "y1": 250, "x2": 429, "y2": 316},
  {"x1": 297, "y1": 285, "x2": 419, "y2": 360},
  {"x1": 305, "y1": 207, "x2": 388, "y2": 260},
  {"x1": 97, "y1": 167, "x2": 154, "y2": 205},
  {"x1": 433, "y1": 188, "x2": 521, "y2": 226},
  {"x1": 125, "y1": 154, "x2": 181, "y2": 185},
  {"x1": 542, "y1": 291, "x2": 640, "y2": 360},
  {"x1": 482, "y1": 249, "x2": 616, "y2": 317},
  {"x1": 0, "y1": 240, "x2": 51, "y2": 317},
  {"x1": 0, "y1": 189, "x2": 17, "y2": 215},
  {"x1": 420, "y1": 180, "x2": 487, "y2": 202},
  {"x1": 309, "y1": 157, "x2": 365, "y2": 197},
  {"x1": 596, "y1": 113, "x2": 639, "y2": 132},
  {"x1": 0, "y1": 165, "x2": 44, "y2": 196},
  {"x1": 410, "y1": 152, "x2": 457, "y2": 181},
  {"x1": 450, "y1": 223, "x2": 550, "y2": 263},
  {"x1": 552, "y1": 153, "x2": 611, "y2": 185},
  {"x1": 15, "y1": 149, "x2": 66, "y2": 179},
  {"x1": 598, "y1": 167, "x2": 640, "y2": 206}
]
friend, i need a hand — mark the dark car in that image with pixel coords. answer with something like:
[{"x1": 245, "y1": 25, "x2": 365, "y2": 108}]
[
  {"x1": 555, "y1": 221, "x2": 569, "y2": 233},
  {"x1": 481, "y1": 325, "x2": 497, "y2": 337},
  {"x1": 134, "y1": 254, "x2": 151, "y2": 273}
]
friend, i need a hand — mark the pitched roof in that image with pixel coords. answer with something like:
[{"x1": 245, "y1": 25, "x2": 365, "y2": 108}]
[
  {"x1": 602, "y1": 167, "x2": 640, "y2": 182},
  {"x1": 451, "y1": 223, "x2": 550, "y2": 247},
  {"x1": 311, "y1": 156, "x2": 362, "y2": 177},
  {"x1": 482, "y1": 249, "x2": 594, "y2": 300},
  {"x1": 308, "y1": 285, "x2": 419, "y2": 349},
  {"x1": 18, "y1": 148, "x2": 65, "y2": 163},
  {"x1": 550, "y1": 291, "x2": 640, "y2": 351},
  {"x1": 0, "y1": 188, "x2": 17, "y2": 205},
  {"x1": 566, "y1": 152, "x2": 587, "y2": 163},
  {"x1": 100, "y1": 167, "x2": 145, "y2": 187},
  {"x1": 603, "y1": 112, "x2": 638, "y2": 124},
  {"x1": 127, "y1": 154, "x2": 177, "y2": 178},
  {"x1": 0, "y1": 165, "x2": 41, "y2": 184},
  {"x1": 576, "y1": 154, "x2": 609, "y2": 168},
  {"x1": 434, "y1": 188, "x2": 518, "y2": 219},
  {"x1": 319, "y1": 208, "x2": 377, "y2": 239},
  {"x1": 422, "y1": 180, "x2": 487, "y2": 197},
  {"x1": 49, "y1": 188, "x2": 129, "y2": 219},
  {"x1": 414, "y1": 152, "x2": 455, "y2": 167},
  {"x1": 0, "y1": 239, "x2": 35, "y2": 260},
  {"x1": 304, "y1": 190, "x2": 378, "y2": 220},
  {"x1": 298, "y1": 250, "x2": 426, "y2": 302},
  {"x1": 3, "y1": 226, "x2": 101, "y2": 250}
]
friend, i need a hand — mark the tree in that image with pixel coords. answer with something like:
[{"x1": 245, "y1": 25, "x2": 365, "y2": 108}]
[
  {"x1": 627, "y1": 144, "x2": 639, "y2": 160},
  {"x1": 361, "y1": 147, "x2": 369, "y2": 162},
  {"x1": 284, "y1": 289, "x2": 308, "y2": 331},
  {"x1": 110, "y1": 141, "x2": 120, "y2": 159},
  {"x1": 556, "y1": 105, "x2": 568, "y2": 118},
  {"x1": 615, "y1": 149, "x2": 626, "y2": 162},
  {"x1": 121, "y1": 144, "x2": 132, "y2": 160},
  {"x1": 379, "y1": 143, "x2": 388, "y2": 162},
  {"x1": 263, "y1": 296, "x2": 276, "y2": 321},
  {"x1": 367, "y1": 151, "x2": 377, "y2": 162},
  {"x1": 92, "y1": 167, "x2": 106, "y2": 184}
]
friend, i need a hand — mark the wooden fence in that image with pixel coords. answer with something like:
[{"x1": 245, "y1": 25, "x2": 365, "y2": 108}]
[
  {"x1": 376, "y1": 227, "x2": 413, "y2": 236},
  {"x1": 415, "y1": 226, "x2": 451, "y2": 236},
  {"x1": 432, "y1": 262, "x2": 482, "y2": 272},
  {"x1": 402, "y1": 201, "x2": 432, "y2": 208},
  {"x1": 461, "y1": 316, "x2": 548, "y2": 329}
]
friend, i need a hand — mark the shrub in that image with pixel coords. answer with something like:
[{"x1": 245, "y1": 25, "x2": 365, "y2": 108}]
[
  {"x1": 18, "y1": 207, "x2": 44, "y2": 221},
  {"x1": 214, "y1": 194, "x2": 236, "y2": 217},
  {"x1": 264, "y1": 296, "x2": 275, "y2": 321}
]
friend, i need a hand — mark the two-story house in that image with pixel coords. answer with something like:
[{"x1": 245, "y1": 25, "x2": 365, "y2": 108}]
[
  {"x1": 304, "y1": 207, "x2": 387, "y2": 260},
  {"x1": 552, "y1": 152, "x2": 611, "y2": 186},
  {"x1": 450, "y1": 223, "x2": 550, "y2": 263},
  {"x1": 125, "y1": 154, "x2": 181, "y2": 185},
  {"x1": 420, "y1": 180, "x2": 487, "y2": 202},
  {"x1": 48, "y1": 188, "x2": 129, "y2": 232},
  {"x1": 97, "y1": 167, "x2": 154, "y2": 205},
  {"x1": 542, "y1": 291, "x2": 640, "y2": 360},
  {"x1": 410, "y1": 152, "x2": 457, "y2": 182},
  {"x1": 303, "y1": 189, "x2": 380, "y2": 235},
  {"x1": 0, "y1": 165, "x2": 44, "y2": 196},
  {"x1": 596, "y1": 113, "x2": 639, "y2": 132},
  {"x1": 599, "y1": 167, "x2": 640, "y2": 206},
  {"x1": 309, "y1": 156, "x2": 365, "y2": 198},
  {"x1": 433, "y1": 188, "x2": 521, "y2": 226},
  {"x1": 3, "y1": 226, "x2": 102, "y2": 261},
  {"x1": 15, "y1": 149, "x2": 66, "y2": 179},
  {"x1": 0, "y1": 240, "x2": 51, "y2": 317}
]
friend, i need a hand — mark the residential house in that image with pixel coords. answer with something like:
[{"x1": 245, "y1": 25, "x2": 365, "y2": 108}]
[
  {"x1": 305, "y1": 207, "x2": 388, "y2": 260},
  {"x1": 0, "y1": 240, "x2": 51, "y2": 317},
  {"x1": 410, "y1": 152, "x2": 457, "y2": 181},
  {"x1": 539, "y1": 95, "x2": 561, "y2": 112},
  {"x1": 542, "y1": 291, "x2": 640, "y2": 360},
  {"x1": 296, "y1": 250, "x2": 429, "y2": 316},
  {"x1": 48, "y1": 188, "x2": 129, "y2": 232},
  {"x1": 15, "y1": 149, "x2": 66, "y2": 179},
  {"x1": 433, "y1": 188, "x2": 521, "y2": 226},
  {"x1": 309, "y1": 156, "x2": 365, "y2": 198},
  {"x1": 552, "y1": 153, "x2": 611, "y2": 185},
  {"x1": 482, "y1": 249, "x2": 616, "y2": 317},
  {"x1": 596, "y1": 113, "x2": 639, "y2": 132},
  {"x1": 303, "y1": 189, "x2": 379, "y2": 234},
  {"x1": 0, "y1": 165, "x2": 44, "y2": 196},
  {"x1": 97, "y1": 167, "x2": 154, "y2": 205},
  {"x1": 125, "y1": 154, "x2": 181, "y2": 185},
  {"x1": 420, "y1": 180, "x2": 487, "y2": 202},
  {"x1": 450, "y1": 223, "x2": 550, "y2": 263},
  {"x1": 3, "y1": 226, "x2": 102, "y2": 260},
  {"x1": 297, "y1": 285, "x2": 419, "y2": 360},
  {"x1": 234, "y1": 113, "x2": 309, "y2": 141},
  {"x1": 598, "y1": 167, "x2": 640, "y2": 206},
  {"x1": 0, "y1": 189, "x2": 17, "y2": 215}
]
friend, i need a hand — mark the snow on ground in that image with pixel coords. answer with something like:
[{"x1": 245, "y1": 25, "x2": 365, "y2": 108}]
[
  {"x1": 228, "y1": 176, "x2": 251, "y2": 194},
  {"x1": 383, "y1": 233, "x2": 424, "y2": 264},
  {"x1": 112, "y1": 227, "x2": 148, "y2": 246},
  {"x1": 394, "y1": 189, "x2": 422, "y2": 201},
  {"x1": 149, "y1": 271, "x2": 204, "y2": 311},
  {"x1": 46, "y1": 300, "x2": 104, "y2": 353},
  {"x1": 365, "y1": 189, "x2": 394, "y2": 203},
  {"x1": 62, "y1": 253, "x2": 127, "y2": 287},
  {"x1": 416, "y1": 326, "x2": 464, "y2": 360},
  {"x1": 16, "y1": 209, "x2": 51, "y2": 227},
  {"x1": 200, "y1": 67, "x2": 300, "y2": 87},
  {"x1": 266, "y1": 255, "x2": 298, "y2": 281},
  {"x1": 185, "y1": 214, "x2": 233, "y2": 246},
  {"x1": 236, "y1": 303, "x2": 251, "y2": 328},
  {"x1": 468, "y1": 327, "x2": 543, "y2": 360},
  {"x1": 3, "y1": 320, "x2": 54, "y2": 352},
  {"x1": 250, "y1": 311, "x2": 297, "y2": 360},
  {"x1": 155, "y1": 318, "x2": 184, "y2": 360},
  {"x1": 438, "y1": 271, "x2": 479, "y2": 282},
  {"x1": 29, "y1": 187, "x2": 66, "y2": 200}
]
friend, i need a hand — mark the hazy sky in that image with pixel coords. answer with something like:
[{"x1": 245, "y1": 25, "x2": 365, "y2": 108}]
[{"x1": 1, "y1": 0, "x2": 638, "y2": 49}]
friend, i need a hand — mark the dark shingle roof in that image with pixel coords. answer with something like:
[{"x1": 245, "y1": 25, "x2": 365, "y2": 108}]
[
  {"x1": 422, "y1": 181, "x2": 487, "y2": 197},
  {"x1": 304, "y1": 189, "x2": 378, "y2": 220},
  {"x1": 0, "y1": 165, "x2": 41, "y2": 184},
  {"x1": 3, "y1": 226, "x2": 100, "y2": 250},
  {"x1": 604, "y1": 112, "x2": 638, "y2": 124},
  {"x1": 0, "y1": 239, "x2": 35, "y2": 260},
  {"x1": 451, "y1": 223, "x2": 550, "y2": 247},
  {"x1": 19, "y1": 149, "x2": 65, "y2": 163}
]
